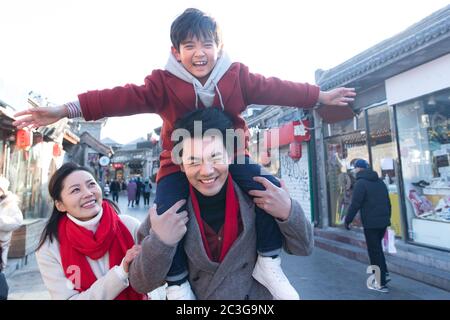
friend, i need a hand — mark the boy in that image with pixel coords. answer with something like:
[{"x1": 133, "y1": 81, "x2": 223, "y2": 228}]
[{"x1": 13, "y1": 8, "x2": 355, "y2": 299}]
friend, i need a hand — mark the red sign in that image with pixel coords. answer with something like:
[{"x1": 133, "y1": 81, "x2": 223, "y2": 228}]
[
  {"x1": 53, "y1": 143, "x2": 62, "y2": 157},
  {"x1": 113, "y1": 163, "x2": 124, "y2": 169},
  {"x1": 264, "y1": 120, "x2": 311, "y2": 149},
  {"x1": 16, "y1": 129, "x2": 32, "y2": 150}
]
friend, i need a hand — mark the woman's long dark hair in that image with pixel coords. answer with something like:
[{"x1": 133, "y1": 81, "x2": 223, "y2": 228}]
[{"x1": 37, "y1": 162, "x2": 120, "y2": 250}]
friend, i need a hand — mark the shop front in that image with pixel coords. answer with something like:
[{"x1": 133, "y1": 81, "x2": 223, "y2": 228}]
[
  {"x1": 252, "y1": 119, "x2": 315, "y2": 222},
  {"x1": 323, "y1": 104, "x2": 403, "y2": 237},
  {"x1": 394, "y1": 89, "x2": 449, "y2": 250}
]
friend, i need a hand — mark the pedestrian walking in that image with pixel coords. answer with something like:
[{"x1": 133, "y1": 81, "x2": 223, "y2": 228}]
[
  {"x1": 127, "y1": 179, "x2": 137, "y2": 208},
  {"x1": 109, "y1": 179, "x2": 121, "y2": 203},
  {"x1": 143, "y1": 179, "x2": 152, "y2": 206},
  {"x1": 135, "y1": 177, "x2": 143, "y2": 206},
  {"x1": 345, "y1": 159, "x2": 392, "y2": 293}
]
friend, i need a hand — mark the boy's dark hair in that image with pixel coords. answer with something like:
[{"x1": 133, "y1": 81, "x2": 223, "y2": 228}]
[{"x1": 170, "y1": 8, "x2": 222, "y2": 50}]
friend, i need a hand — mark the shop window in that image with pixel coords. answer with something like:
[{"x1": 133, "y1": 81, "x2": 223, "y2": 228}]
[
  {"x1": 367, "y1": 105, "x2": 402, "y2": 237},
  {"x1": 324, "y1": 111, "x2": 365, "y2": 138},
  {"x1": 325, "y1": 134, "x2": 368, "y2": 227},
  {"x1": 397, "y1": 88, "x2": 450, "y2": 250}
]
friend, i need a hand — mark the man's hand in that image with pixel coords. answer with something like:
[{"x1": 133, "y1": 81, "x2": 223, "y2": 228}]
[
  {"x1": 13, "y1": 105, "x2": 68, "y2": 129},
  {"x1": 149, "y1": 200, "x2": 188, "y2": 246},
  {"x1": 248, "y1": 176, "x2": 291, "y2": 221},
  {"x1": 318, "y1": 87, "x2": 356, "y2": 107}
]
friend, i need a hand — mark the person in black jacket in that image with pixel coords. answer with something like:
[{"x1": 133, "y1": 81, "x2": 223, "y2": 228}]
[{"x1": 345, "y1": 159, "x2": 391, "y2": 293}]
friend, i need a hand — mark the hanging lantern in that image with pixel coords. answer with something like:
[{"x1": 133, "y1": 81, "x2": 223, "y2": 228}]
[
  {"x1": 288, "y1": 141, "x2": 302, "y2": 160},
  {"x1": 53, "y1": 143, "x2": 62, "y2": 157},
  {"x1": 16, "y1": 129, "x2": 32, "y2": 150}
]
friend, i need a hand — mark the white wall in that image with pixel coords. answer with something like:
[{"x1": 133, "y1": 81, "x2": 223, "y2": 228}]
[
  {"x1": 279, "y1": 144, "x2": 312, "y2": 222},
  {"x1": 386, "y1": 53, "x2": 450, "y2": 105}
]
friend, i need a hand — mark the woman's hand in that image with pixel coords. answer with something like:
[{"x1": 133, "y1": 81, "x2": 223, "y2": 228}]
[
  {"x1": 13, "y1": 105, "x2": 68, "y2": 129},
  {"x1": 149, "y1": 200, "x2": 189, "y2": 246},
  {"x1": 122, "y1": 244, "x2": 142, "y2": 273}
]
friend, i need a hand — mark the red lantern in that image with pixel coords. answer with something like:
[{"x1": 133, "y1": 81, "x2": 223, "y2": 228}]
[
  {"x1": 16, "y1": 129, "x2": 32, "y2": 150},
  {"x1": 289, "y1": 142, "x2": 302, "y2": 160},
  {"x1": 53, "y1": 143, "x2": 62, "y2": 157}
]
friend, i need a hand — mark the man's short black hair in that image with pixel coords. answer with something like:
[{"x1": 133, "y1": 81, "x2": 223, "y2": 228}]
[
  {"x1": 172, "y1": 107, "x2": 238, "y2": 161},
  {"x1": 170, "y1": 8, "x2": 222, "y2": 50},
  {"x1": 174, "y1": 107, "x2": 234, "y2": 139}
]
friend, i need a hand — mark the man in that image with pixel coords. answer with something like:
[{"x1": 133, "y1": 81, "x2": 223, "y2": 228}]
[
  {"x1": 109, "y1": 178, "x2": 121, "y2": 203},
  {"x1": 129, "y1": 108, "x2": 314, "y2": 300},
  {"x1": 345, "y1": 159, "x2": 392, "y2": 293}
]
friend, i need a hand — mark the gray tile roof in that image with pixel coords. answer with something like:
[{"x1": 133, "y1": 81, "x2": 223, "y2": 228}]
[{"x1": 316, "y1": 5, "x2": 450, "y2": 90}]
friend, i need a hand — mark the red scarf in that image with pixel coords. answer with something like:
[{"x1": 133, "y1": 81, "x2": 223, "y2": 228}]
[
  {"x1": 58, "y1": 200, "x2": 146, "y2": 300},
  {"x1": 189, "y1": 174, "x2": 239, "y2": 262}
]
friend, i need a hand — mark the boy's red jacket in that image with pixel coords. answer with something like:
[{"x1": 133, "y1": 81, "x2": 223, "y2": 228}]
[{"x1": 78, "y1": 62, "x2": 320, "y2": 182}]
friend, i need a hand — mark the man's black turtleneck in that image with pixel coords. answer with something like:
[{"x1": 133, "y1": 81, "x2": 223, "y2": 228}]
[{"x1": 193, "y1": 178, "x2": 228, "y2": 234}]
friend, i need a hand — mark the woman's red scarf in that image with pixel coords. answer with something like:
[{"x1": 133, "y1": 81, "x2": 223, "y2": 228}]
[
  {"x1": 189, "y1": 174, "x2": 239, "y2": 262},
  {"x1": 58, "y1": 200, "x2": 146, "y2": 300}
]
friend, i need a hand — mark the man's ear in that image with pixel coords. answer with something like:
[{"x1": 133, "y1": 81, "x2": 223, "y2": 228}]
[
  {"x1": 55, "y1": 200, "x2": 67, "y2": 213},
  {"x1": 171, "y1": 46, "x2": 181, "y2": 62}
]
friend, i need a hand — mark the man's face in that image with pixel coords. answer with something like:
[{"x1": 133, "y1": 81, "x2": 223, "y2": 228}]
[
  {"x1": 171, "y1": 35, "x2": 221, "y2": 85},
  {"x1": 181, "y1": 135, "x2": 229, "y2": 196}
]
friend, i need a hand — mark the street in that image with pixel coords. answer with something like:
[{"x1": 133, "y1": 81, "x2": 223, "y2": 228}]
[{"x1": 5, "y1": 193, "x2": 450, "y2": 300}]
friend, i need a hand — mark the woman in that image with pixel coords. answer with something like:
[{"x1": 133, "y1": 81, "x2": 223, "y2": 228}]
[
  {"x1": 36, "y1": 163, "x2": 146, "y2": 300},
  {"x1": 127, "y1": 179, "x2": 137, "y2": 208}
]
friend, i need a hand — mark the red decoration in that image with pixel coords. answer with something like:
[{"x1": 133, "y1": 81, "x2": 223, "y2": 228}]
[
  {"x1": 113, "y1": 163, "x2": 124, "y2": 169},
  {"x1": 288, "y1": 142, "x2": 302, "y2": 160},
  {"x1": 16, "y1": 129, "x2": 32, "y2": 150},
  {"x1": 53, "y1": 143, "x2": 62, "y2": 157}
]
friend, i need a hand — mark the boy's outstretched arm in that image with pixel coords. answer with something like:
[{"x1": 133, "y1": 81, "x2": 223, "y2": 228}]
[
  {"x1": 13, "y1": 105, "x2": 69, "y2": 129},
  {"x1": 317, "y1": 87, "x2": 356, "y2": 106}
]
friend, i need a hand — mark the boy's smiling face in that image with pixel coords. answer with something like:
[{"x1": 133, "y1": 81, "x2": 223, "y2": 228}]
[{"x1": 171, "y1": 35, "x2": 222, "y2": 85}]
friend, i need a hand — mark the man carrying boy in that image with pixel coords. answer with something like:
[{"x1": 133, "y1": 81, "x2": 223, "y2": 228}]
[
  {"x1": 13, "y1": 8, "x2": 354, "y2": 299},
  {"x1": 129, "y1": 108, "x2": 314, "y2": 299}
]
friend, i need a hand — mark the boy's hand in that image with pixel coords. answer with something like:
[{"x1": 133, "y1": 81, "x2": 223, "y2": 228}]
[
  {"x1": 249, "y1": 176, "x2": 291, "y2": 221},
  {"x1": 13, "y1": 105, "x2": 68, "y2": 129},
  {"x1": 318, "y1": 87, "x2": 356, "y2": 107}
]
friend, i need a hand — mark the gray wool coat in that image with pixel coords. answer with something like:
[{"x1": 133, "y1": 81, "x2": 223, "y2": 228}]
[{"x1": 129, "y1": 182, "x2": 314, "y2": 300}]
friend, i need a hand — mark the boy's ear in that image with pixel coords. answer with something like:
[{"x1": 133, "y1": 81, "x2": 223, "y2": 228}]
[
  {"x1": 218, "y1": 44, "x2": 224, "y2": 58},
  {"x1": 171, "y1": 46, "x2": 181, "y2": 62}
]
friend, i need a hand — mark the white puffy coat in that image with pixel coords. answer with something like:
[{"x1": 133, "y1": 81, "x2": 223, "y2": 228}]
[{"x1": 0, "y1": 192, "x2": 23, "y2": 268}]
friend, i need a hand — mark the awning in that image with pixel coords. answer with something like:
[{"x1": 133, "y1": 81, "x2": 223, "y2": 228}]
[{"x1": 315, "y1": 105, "x2": 355, "y2": 124}]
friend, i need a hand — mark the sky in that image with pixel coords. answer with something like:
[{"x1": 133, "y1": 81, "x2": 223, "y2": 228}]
[{"x1": 0, "y1": 0, "x2": 448, "y2": 144}]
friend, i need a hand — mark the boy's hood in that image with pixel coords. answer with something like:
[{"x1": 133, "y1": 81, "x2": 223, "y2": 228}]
[{"x1": 165, "y1": 51, "x2": 233, "y2": 109}]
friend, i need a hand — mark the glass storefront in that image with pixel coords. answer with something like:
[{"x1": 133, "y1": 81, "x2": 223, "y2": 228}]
[
  {"x1": 396, "y1": 88, "x2": 450, "y2": 250},
  {"x1": 324, "y1": 105, "x2": 403, "y2": 236},
  {"x1": 324, "y1": 111, "x2": 367, "y2": 228}
]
